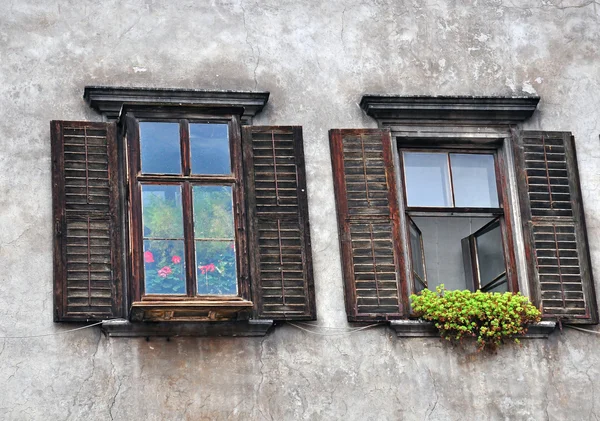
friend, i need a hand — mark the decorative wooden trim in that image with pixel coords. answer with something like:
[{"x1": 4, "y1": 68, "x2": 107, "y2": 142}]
[
  {"x1": 360, "y1": 95, "x2": 540, "y2": 125},
  {"x1": 129, "y1": 300, "x2": 254, "y2": 322},
  {"x1": 84, "y1": 86, "x2": 270, "y2": 122}
]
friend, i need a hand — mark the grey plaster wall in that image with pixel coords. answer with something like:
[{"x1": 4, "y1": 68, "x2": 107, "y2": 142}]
[{"x1": 1, "y1": 1, "x2": 600, "y2": 419}]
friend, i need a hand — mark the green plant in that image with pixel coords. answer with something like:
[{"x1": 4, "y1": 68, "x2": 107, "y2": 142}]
[{"x1": 410, "y1": 285, "x2": 542, "y2": 350}]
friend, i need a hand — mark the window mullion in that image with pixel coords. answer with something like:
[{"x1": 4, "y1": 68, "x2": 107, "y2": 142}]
[
  {"x1": 182, "y1": 181, "x2": 197, "y2": 297},
  {"x1": 446, "y1": 153, "x2": 456, "y2": 208},
  {"x1": 180, "y1": 119, "x2": 191, "y2": 176}
]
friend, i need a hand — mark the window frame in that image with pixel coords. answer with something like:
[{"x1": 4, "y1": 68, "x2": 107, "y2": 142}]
[
  {"x1": 394, "y1": 138, "x2": 520, "y2": 301},
  {"x1": 124, "y1": 108, "x2": 252, "y2": 307}
]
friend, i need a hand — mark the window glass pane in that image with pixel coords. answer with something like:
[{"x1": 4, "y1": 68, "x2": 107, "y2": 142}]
[
  {"x1": 143, "y1": 240, "x2": 186, "y2": 294},
  {"x1": 193, "y1": 185, "x2": 237, "y2": 295},
  {"x1": 142, "y1": 184, "x2": 186, "y2": 295},
  {"x1": 193, "y1": 186, "x2": 234, "y2": 239},
  {"x1": 412, "y1": 216, "x2": 493, "y2": 290},
  {"x1": 142, "y1": 185, "x2": 184, "y2": 238},
  {"x1": 140, "y1": 122, "x2": 181, "y2": 174},
  {"x1": 450, "y1": 153, "x2": 499, "y2": 208},
  {"x1": 409, "y1": 220, "x2": 426, "y2": 291},
  {"x1": 197, "y1": 241, "x2": 237, "y2": 295},
  {"x1": 475, "y1": 221, "x2": 507, "y2": 292},
  {"x1": 403, "y1": 152, "x2": 452, "y2": 207},
  {"x1": 190, "y1": 123, "x2": 231, "y2": 175}
]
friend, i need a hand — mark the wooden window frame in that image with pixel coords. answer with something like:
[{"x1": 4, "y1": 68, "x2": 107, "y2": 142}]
[
  {"x1": 395, "y1": 141, "x2": 520, "y2": 299},
  {"x1": 123, "y1": 107, "x2": 253, "y2": 319}
]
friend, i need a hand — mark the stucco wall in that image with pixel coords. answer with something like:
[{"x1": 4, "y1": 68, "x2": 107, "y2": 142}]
[{"x1": 1, "y1": 1, "x2": 600, "y2": 419}]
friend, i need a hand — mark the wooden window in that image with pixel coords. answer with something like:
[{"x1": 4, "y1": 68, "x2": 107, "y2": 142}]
[
  {"x1": 52, "y1": 87, "x2": 316, "y2": 328},
  {"x1": 331, "y1": 125, "x2": 598, "y2": 326},
  {"x1": 398, "y1": 147, "x2": 518, "y2": 295},
  {"x1": 126, "y1": 114, "x2": 248, "y2": 305},
  {"x1": 329, "y1": 129, "x2": 518, "y2": 322}
]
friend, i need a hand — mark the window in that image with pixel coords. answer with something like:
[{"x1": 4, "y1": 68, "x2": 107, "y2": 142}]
[
  {"x1": 399, "y1": 149, "x2": 514, "y2": 294},
  {"x1": 126, "y1": 115, "x2": 247, "y2": 303},
  {"x1": 330, "y1": 95, "x2": 598, "y2": 328},
  {"x1": 51, "y1": 87, "x2": 317, "y2": 335}
]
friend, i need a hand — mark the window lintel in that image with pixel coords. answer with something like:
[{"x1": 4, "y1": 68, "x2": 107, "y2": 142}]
[
  {"x1": 360, "y1": 94, "x2": 539, "y2": 126},
  {"x1": 84, "y1": 85, "x2": 270, "y2": 123}
]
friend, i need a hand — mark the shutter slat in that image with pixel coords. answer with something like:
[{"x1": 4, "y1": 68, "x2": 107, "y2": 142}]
[
  {"x1": 514, "y1": 130, "x2": 598, "y2": 324},
  {"x1": 52, "y1": 121, "x2": 123, "y2": 322},
  {"x1": 330, "y1": 129, "x2": 406, "y2": 322},
  {"x1": 243, "y1": 126, "x2": 316, "y2": 320}
]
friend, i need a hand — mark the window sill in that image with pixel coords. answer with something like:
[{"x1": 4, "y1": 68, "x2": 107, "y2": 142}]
[
  {"x1": 130, "y1": 300, "x2": 254, "y2": 322},
  {"x1": 389, "y1": 320, "x2": 556, "y2": 338},
  {"x1": 101, "y1": 318, "x2": 273, "y2": 337}
]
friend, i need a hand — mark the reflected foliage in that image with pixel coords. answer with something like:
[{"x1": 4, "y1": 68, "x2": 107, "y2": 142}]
[{"x1": 193, "y1": 186, "x2": 237, "y2": 295}]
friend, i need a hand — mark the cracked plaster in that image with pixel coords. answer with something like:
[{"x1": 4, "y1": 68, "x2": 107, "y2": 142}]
[{"x1": 1, "y1": 0, "x2": 600, "y2": 419}]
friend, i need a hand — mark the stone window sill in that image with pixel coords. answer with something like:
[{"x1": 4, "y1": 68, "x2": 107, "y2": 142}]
[
  {"x1": 389, "y1": 320, "x2": 556, "y2": 338},
  {"x1": 101, "y1": 319, "x2": 274, "y2": 337}
]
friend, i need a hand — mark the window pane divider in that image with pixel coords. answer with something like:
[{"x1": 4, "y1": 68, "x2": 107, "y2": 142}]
[
  {"x1": 182, "y1": 181, "x2": 197, "y2": 296},
  {"x1": 136, "y1": 175, "x2": 236, "y2": 183},
  {"x1": 406, "y1": 207, "x2": 504, "y2": 216}
]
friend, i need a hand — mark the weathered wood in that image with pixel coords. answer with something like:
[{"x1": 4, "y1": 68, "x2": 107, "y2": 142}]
[
  {"x1": 125, "y1": 112, "x2": 250, "y2": 305},
  {"x1": 514, "y1": 130, "x2": 598, "y2": 324},
  {"x1": 330, "y1": 129, "x2": 406, "y2": 321},
  {"x1": 243, "y1": 126, "x2": 316, "y2": 320},
  {"x1": 52, "y1": 120, "x2": 123, "y2": 321}
]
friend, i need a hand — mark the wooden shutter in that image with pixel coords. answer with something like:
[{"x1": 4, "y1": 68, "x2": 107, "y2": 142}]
[
  {"x1": 51, "y1": 121, "x2": 123, "y2": 322},
  {"x1": 243, "y1": 126, "x2": 316, "y2": 320},
  {"x1": 329, "y1": 129, "x2": 406, "y2": 321},
  {"x1": 514, "y1": 130, "x2": 598, "y2": 324}
]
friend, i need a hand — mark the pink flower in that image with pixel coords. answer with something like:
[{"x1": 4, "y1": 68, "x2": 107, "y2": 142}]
[
  {"x1": 144, "y1": 251, "x2": 154, "y2": 263},
  {"x1": 198, "y1": 263, "x2": 216, "y2": 275},
  {"x1": 172, "y1": 255, "x2": 181, "y2": 264},
  {"x1": 157, "y1": 266, "x2": 172, "y2": 278}
]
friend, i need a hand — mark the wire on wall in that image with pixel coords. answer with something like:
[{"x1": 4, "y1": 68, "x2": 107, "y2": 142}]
[{"x1": 0, "y1": 321, "x2": 105, "y2": 339}]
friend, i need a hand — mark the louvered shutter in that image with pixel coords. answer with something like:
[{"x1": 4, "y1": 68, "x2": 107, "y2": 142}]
[
  {"x1": 242, "y1": 126, "x2": 316, "y2": 320},
  {"x1": 51, "y1": 121, "x2": 123, "y2": 322},
  {"x1": 329, "y1": 129, "x2": 406, "y2": 321},
  {"x1": 514, "y1": 130, "x2": 598, "y2": 324}
]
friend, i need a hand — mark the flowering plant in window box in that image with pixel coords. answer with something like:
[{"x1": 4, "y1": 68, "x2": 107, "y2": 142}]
[{"x1": 410, "y1": 285, "x2": 541, "y2": 350}]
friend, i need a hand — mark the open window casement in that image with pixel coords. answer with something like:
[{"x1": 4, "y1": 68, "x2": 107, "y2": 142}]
[{"x1": 461, "y1": 218, "x2": 508, "y2": 293}]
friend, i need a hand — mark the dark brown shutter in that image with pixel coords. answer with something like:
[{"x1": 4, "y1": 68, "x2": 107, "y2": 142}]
[
  {"x1": 242, "y1": 126, "x2": 316, "y2": 320},
  {"x1": 51, "y1": 121, "x2": 123, "y2": 322},
  {"x1": 514, "y1": 130, "x2": 598, "y2": 324},
  {"x1": 329, "y1": 129, "x2": 406, "y2": 321}
]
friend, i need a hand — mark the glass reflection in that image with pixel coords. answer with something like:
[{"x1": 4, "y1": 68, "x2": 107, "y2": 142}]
[
  {"x1": 450, "y1": 154, "x2": 499, "y2": 208},
  {"x1": 403, "y1": 152, "x2": 452, "y2": 207},
  {"x1": 140, "y1": 122, "x2": 181, "y2": 174},
  {"x1": 193, "y1": 185, "x2": 237, "y2": 295},
  {"x1": 190, "y1": 123, "x2": 231, "y2": 175},
  {"x1": 141, "y1": 184, "x2": 186, "y2": 295}
]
